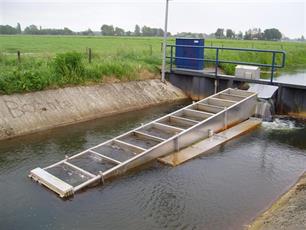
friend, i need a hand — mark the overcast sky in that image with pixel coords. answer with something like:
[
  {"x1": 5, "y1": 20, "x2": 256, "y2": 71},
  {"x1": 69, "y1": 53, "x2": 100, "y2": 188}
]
[{"x1": 1, "y1": 0, "x2": 305, "y2": 38}]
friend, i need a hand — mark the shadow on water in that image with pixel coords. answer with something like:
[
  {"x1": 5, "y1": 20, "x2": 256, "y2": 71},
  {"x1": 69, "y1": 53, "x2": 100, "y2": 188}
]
[{"x1": 0, "y1": 99, "x2": 305, "y2": 230}]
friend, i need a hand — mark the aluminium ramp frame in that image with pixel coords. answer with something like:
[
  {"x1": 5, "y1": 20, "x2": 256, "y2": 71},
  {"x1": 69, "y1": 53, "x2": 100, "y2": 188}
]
[{"x1": 29, "y1": 88, "x2": 257, "y2": 198}]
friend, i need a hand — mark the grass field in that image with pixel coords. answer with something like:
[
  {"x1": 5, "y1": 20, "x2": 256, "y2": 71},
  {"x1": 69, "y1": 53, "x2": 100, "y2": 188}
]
[{"x1": 1, "y1": 35, "x2": 306, "y2": 94}]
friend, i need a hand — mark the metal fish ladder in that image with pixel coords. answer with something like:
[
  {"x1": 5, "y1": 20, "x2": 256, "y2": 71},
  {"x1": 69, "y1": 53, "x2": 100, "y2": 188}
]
[{"x1": 29, "y1": 88, "x2": 257, "y2": 198}]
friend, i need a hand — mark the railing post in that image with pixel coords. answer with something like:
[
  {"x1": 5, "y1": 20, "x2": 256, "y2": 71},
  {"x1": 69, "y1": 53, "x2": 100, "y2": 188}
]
[
  {"x1": 170, "y1": 46, "x2": 173, "y2": 72},
  {"x1": 270, "y1": 52, "x2": 276, "y2": 84},
  {"x1": 215, "y1": 48, "x2": 219, "y2": 76},
  {"x1": 214, "y1": 48, "x2": 219, "y2": 93},
  {"x1": 282, "y1": 52, "x2": 286, "y2": 68}
]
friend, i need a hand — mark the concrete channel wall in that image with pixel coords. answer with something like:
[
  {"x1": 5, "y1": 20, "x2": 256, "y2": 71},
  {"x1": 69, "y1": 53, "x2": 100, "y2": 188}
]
[{"x1": 0, "y1": 79, "x2": 187, "y2": 141}]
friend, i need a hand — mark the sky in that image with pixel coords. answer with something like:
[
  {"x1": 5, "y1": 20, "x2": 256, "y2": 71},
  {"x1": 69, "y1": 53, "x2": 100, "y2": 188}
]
[{"x1": 0, "y1": 0, "x2": 305, "y2": 38}]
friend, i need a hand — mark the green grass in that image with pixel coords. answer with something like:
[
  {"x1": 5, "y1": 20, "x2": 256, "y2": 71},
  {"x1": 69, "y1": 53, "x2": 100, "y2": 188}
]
[{"x1": 0, "y1": 35, "x2": 306, "y2": 94}]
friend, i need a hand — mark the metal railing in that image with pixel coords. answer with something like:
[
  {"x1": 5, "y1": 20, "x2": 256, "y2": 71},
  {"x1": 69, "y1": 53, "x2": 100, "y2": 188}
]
[{"x1": 166, "y1": 44, "x2": 286, "y2": 84}]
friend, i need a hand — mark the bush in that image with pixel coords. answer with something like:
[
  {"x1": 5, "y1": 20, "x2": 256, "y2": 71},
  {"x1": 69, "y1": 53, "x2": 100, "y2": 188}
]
[
  {"x1": 51, "y1": 52, "x2": 85, "y2": 82},
  {"x1": 0, "y1": 66, "x2": 49, "y2": 94}
]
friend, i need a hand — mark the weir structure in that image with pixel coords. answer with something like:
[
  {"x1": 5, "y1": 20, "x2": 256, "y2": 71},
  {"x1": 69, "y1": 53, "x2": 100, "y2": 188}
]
[
  {"x1": 165, "y1": 43, "x2": 306, "y2": 117},
  {"x1": 30, "y1": 88, "x2": 258, "y2": 198}
]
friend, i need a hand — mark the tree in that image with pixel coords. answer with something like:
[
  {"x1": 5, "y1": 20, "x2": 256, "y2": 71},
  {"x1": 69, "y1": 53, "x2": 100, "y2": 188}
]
[
  {"x1": 114, "y1": 27, "x2": 125, "y2": 36},
  {"x1": 141, "y1": 26, "x2": 152, "y2": 36},
  {"x1": 300, "y1": 35, "x2": 305, "y2": 41},
  {"x1": 237, "y1": 31, "x2": 243, "y2": 40},
  {"x1": 0, "y1": 25, "x2": 18, "y2": 34},
  {"x1": 62, "y1": 27, "x2": 74, "y2": 35},
  {"x1": 16, "y1": 23, "x2": 21, "y2": 34},
  {"x1": 226, "y1": 29, "x2": 235, "y2": 39},
  {"x1": 134, "y1": 24, "x2": 141, "y2": 36},
  {"x1": 101, "y1": 24, "x2": 114, "y2": 36},
  {"x1": 263, "y1": 28, "x2": 282, "y2": 41},
  {"x1": 24, "y1": 25, "x2": 40, "y2": 34},
  {"x1": 244, "y1": 29, "x2": 252, "y2": 40},
  {"x1": 215, "y1": 28, "x2": 224, "y2": 39},
  {"x1": 141, "y1": 26, "x2": 164, "y2": 37},
  {"x1": 125, "y1": 31, "x2": 132, "y2": 36},
  {"x1": 80, "y1": 28, "x2": 94, "y2": 36}
]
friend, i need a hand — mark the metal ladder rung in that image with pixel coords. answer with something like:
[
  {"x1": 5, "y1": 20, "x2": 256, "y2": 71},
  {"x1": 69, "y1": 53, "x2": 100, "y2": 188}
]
[
  {"x1": 197, "y1": 102, "x2": 225, "y2": 110},
  {"x1": 153, "y1": 122, "x2": 184, "y2": 134},
  {"x1": 184, "y1": 108, "x2": 214, "y2": 117},
  {"x1": 155, "y1": 122, "x2": 186, "y2": 132},
  {"x1": 63, "y1": 161, "x2": 96, "y2": 178},
  {"x1": 88, "y1": 149, "x2": 122, "y2": 164},
  {"x1": 113, "y1": 139, "x2": 146, "y2": 154},
  {"x1": 215, "y1": 93, "x2": 246, "y2": 102},
  {"x1": 221, "y1": 92, "x2": 246, "y2": 98},
  {"x1": 209, "y1": 97, "x2": 237, "y2": 104},
  {"x1": 134, "y1": 131, "x2": 166, "y2": 142},
  {"x1": 170, "y1": 115, "x2": 199, "y2": 124}
]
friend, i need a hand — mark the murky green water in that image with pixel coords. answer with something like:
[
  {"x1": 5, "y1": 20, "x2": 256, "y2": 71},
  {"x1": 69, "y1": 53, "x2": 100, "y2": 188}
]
[{"x1": 0, "y1": 101, "x2": 305, "y2": 230}]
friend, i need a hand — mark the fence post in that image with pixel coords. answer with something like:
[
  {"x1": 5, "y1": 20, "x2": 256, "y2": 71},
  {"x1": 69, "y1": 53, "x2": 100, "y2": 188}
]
[
  {"x1": 17, "y1": 51, "x2": 21, "y2": 63},
  {"x1": 88, "y1": 48, "x2": 92, "y2": 63}
]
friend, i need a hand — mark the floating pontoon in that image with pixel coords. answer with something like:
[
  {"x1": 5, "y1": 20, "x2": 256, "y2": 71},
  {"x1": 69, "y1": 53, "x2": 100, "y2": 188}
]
[{"x1": 29, "y1": 88, "x2": 258, "y2": 198}]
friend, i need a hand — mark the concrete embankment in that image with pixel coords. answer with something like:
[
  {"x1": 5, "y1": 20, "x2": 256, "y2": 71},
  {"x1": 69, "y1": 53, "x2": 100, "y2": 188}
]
[
  {"x1": 248, "y1": 172, "x2": 306, "y2": 230},
  {"x1": 0, "y1": 79, "x2": 187, "y2": 141}
]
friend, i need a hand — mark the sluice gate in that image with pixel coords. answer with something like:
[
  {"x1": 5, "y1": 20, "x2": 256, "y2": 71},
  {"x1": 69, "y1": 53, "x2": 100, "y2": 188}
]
[{"x1": 29, "y1": 88, "x2": 258, "y2": 198}]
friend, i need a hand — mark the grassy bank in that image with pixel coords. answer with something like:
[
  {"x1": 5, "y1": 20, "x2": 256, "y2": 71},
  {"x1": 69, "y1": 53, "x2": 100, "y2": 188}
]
[{"x1": 0, "y1": 35, "x2": 306, "y2": 94}]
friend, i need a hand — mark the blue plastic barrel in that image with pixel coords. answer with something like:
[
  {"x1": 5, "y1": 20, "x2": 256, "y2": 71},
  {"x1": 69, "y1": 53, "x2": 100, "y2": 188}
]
[{"x1": 175, "y1": 38, "x2": 205, "y2": 70}]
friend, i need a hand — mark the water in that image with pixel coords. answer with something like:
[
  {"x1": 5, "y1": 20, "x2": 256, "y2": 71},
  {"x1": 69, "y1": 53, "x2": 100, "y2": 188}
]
[
  {"x1": 0, "y1": 101, "x2": 306, "y2": 230},
  {"x1": 275, "y1": 69, "x2": 306, "y2": 86}
]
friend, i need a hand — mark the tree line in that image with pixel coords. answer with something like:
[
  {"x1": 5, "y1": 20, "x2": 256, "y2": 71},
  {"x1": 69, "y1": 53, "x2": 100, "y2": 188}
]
[
  {"x1": 95, "y1": 24, "x2": 169, "y2": 37},
  {"x1": 0, "y1": 23, "x2": 169, "y2": 37},
  {"x1": 214, "y1": 28, "x2": 283, "y2": 41},
  {"x1": 1, "y1": 23, "x2": 304, "y2": 41}
]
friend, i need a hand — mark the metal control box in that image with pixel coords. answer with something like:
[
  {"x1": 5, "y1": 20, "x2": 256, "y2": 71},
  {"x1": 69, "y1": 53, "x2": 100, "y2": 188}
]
[
  {"x1": 175, "y1": 38, "x2": 204, "y2": 70},
  {"x1": 235, "y1": 65, "x2": 260, "y2": 80}
]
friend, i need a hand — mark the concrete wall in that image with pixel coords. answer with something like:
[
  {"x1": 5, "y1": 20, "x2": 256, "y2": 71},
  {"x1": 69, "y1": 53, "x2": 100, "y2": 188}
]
[
  {"x1": 168, "y1": 71, "x2": 306, "y2": 119},
  {"x1": 0, "y1": 80, "x2": 187, "y2": 140},
  {"x1": 168, "y1": 72, "x2": 239, "y2": 100},
  {"x1": 276, "y1": 86, "x2": 306, "y2": 118}
]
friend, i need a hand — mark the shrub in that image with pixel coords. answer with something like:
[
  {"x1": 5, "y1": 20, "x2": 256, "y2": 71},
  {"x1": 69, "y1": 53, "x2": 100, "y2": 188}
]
[
  {"x1": 0, "y1": 66, "x2": 49, "y2": 94},
  {"x1": 51, "y1": 52, "x2": 85, "y2": 82}
]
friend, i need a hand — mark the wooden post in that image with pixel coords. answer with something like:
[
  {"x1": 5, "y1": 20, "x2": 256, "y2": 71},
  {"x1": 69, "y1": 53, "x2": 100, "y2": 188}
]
[
  {"x1": 17, "y1": 51, "x2": 21, "y2": 63},
  {"x1": 88, "y1": 48, "x2": 92, "y2": 63}
]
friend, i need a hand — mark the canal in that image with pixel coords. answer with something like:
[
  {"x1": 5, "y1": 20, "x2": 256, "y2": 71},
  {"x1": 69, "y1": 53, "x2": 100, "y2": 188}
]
[{"x1": 0, "y1": 98, "x2": 305, "y2": 230}]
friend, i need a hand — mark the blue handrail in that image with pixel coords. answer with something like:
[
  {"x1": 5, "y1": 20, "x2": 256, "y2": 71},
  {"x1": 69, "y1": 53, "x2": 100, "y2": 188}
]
[{"x1": 166, "y1": 44, "x2": 286, "y2": 84}]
